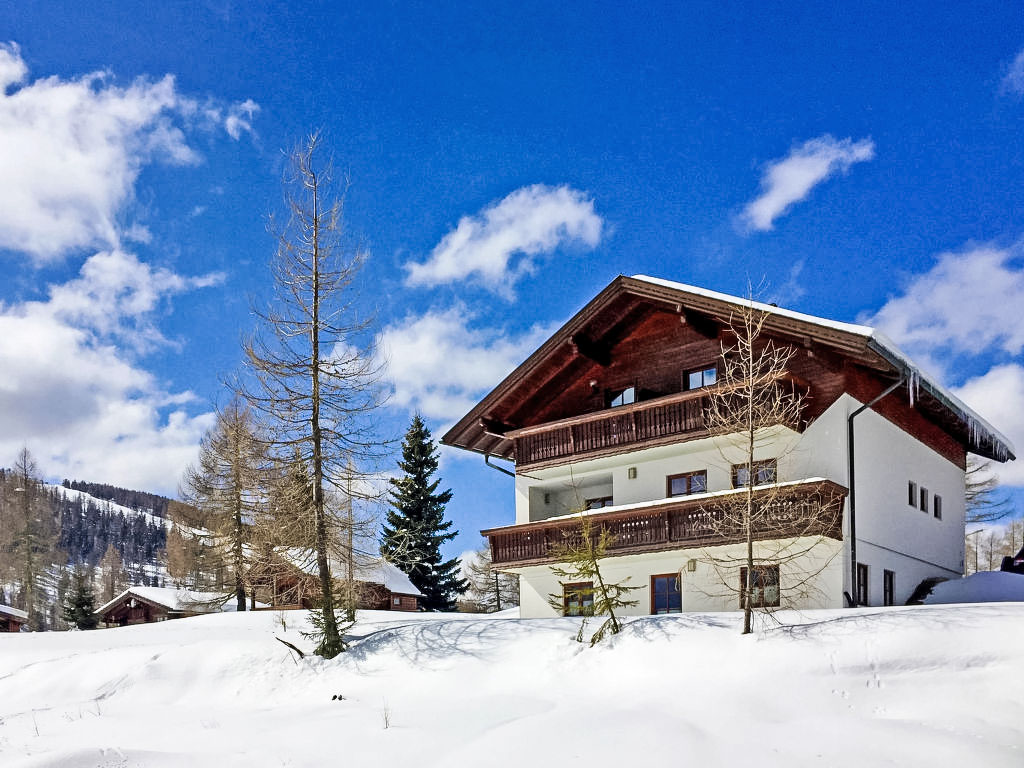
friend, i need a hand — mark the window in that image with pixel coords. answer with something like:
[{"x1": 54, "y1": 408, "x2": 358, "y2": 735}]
[
  {"x1": 607, "y1": 386, "x2": 636, "y2": 408},
  {"x1": 739, "y1": 565, "x2": 780, "y2": 608},
  {"x1": 933, "y1": 495, "x2": 942, "y2": 520},
  {"x1": 883, "y1": 570, "x2": 895, "y2": 607},
  {"x1": 585, "y1": 496, "x2": 613, "y2": 510},
  {"x1": 856, "y1": 563, "x2": 869, "y2": 605},
  {"x1": 685, "y1": 366, "x2": 717, "y2": 391},
  {"x1": 732, "y1": 459, "x2": 777, "y2": 488},
  {"x1": 393, "y1": 596, "x2": 401, "y2": 606},
  {"x1": 908, "y1": 480, "x2": 917, "y2": 507},
  {"x1": 651, "y1": 574, "x2": 682, "y2": 614},
  {"x1": 919, "y1": 487, "x2": 929, "y2": 513},
  {"x1": 563, "y1": 583, "x2": 594, "y2": 616},
  {"x1": 667, "y1": 470, "x2": 707, "y2": 497}
]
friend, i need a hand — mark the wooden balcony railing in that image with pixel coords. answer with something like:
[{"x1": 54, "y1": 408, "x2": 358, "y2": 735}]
[
  {"x1": 509, "y1": 389, "x2": 711, "y2": 468},
  {"x1": 483, "y1": 479, "x2": 847, "y2": 568}
]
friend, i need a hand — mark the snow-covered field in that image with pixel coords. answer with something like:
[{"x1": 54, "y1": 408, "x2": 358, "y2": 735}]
[{"x1": 1, "y1": 604, "x2": 1022, "y2": 767}]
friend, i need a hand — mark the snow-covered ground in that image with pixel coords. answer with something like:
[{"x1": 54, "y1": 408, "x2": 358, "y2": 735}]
[
  {"x1": 923, "y1": 570, "x2": 1024, "y2": 604},
  {"x1": 1, "y1": 604, "x2": 1022, "y2": 767}
]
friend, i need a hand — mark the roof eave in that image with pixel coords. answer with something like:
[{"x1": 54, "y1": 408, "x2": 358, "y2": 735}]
[{"x1": 865, "y1": 336, "x2": 1016, "y2": 462}]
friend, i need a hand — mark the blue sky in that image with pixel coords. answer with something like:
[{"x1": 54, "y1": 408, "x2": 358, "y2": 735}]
[{"x1": 2, "y1": 2, "x2": 1023, "y2": 556}]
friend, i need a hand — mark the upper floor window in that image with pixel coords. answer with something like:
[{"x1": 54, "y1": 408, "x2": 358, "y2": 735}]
[
  {"x1": 667, "y1": 470, "x2": 707, "y2": 497},
  {"x1": 908, "y1": 481, "x2": 917, "y2": 507},
  {"x1": 685, "y1": 366, "x2": 717, "y2": 391},
  {"x1": 607, "y1": 386, "x2": 636, "y2": 408},
  {"x1": 585, "y1": 496, "x2": 613, "y2": 510},
  {"x1": 919, "y1": 486, "x2": 929, "y2": 513},
  {"x1": 933, "y1": 494, "x2": 942, "y2": 520},
  {"x1": 732, "y1": 459, "x2": 777, "y2": 488}
]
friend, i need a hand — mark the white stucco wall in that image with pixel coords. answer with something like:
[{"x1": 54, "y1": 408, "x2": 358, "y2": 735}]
[
  {"x1": 515, "y1": 537, "x2": 845, "y2": 618},
  {"x1": 509, "y1": 392, "x2": 969, "y2": 609},
  {"x1": 515, "y1": 427, "x2": 798, "y2": 523},
  {"x1": 793, "y1": 394, "x2": 966, "y2": 604}
]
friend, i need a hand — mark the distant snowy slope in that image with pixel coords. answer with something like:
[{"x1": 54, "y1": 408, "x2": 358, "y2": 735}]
[
  {"x1": 49, "y1": 483, "x2": 168, "y2": 528},
  {"x1": 1, "y1": 605, "x2": 1022, "y2": 767}
]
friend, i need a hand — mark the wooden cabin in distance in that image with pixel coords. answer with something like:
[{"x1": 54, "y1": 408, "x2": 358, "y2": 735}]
[
  {"x1": 1, "y1": 603, "x2": 28, "y2": 632},
  {"x1": 248, "y1": 550, "x2": 423, "y2": 612},
  {"x1": 95, "y1": 586, "x2": 249, "y2": 627}
]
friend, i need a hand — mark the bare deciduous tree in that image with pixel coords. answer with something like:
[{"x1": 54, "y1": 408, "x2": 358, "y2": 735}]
[
  {"x1": 180, "y1": 397, "x2": 267, "y2": 610},
  {"x1": 3, "y1": 448, "x2": 58, "y2": 630},
  {"x1": 465, "y1": 538, "x2": 519, "y2": 612},
  {"x1": 965, "y1": 457, "x2": 1012, "y2": 524},
  {"x1": 238, "y1": 133, "x2": 385, "y2": 658},
  {"x1": 701, "y1": 303, "x2": 843, "y2": 634}
]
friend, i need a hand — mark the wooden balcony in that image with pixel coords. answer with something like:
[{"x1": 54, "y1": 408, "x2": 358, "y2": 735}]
[
  {"x1": 509, "y1": 389, "x2": 713, "y2": 469},
  {"x1": 483, "y1": 479, "x2": 847, "y2": 568}
]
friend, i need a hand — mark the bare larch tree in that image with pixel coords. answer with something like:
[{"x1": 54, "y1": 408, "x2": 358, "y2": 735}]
[
  {"x1": 702, "y1": 303, "x2": 842, "y2": 635},
  {"x1": 180, "y1": 397, "x2": 267, "y2": 610},
  {"x1": 239, "y1": 133, "x2": 384, "y2": 658}
]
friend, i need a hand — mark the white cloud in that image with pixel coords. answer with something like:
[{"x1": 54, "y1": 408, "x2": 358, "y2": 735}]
[
  {"x1": 404, "y1": 184, "x2": 603, "y2": 297},
  {"x1": 862, "y1": 244, "x2": 1024, "y2": 377},
  {"x1": 0, "y1": 40, "x2": 28, "y2": 89},
  {"x1": 1000, "y1": 48, "x2": 1024, "y2": 95},
  {"x1": 954, "y1": 364, "x2": 1024, "y2": 486},
  {"x1": 46, "y1": 249, "x2": 224, "y2": 352},
  {"x1": 223, "y1": 98, "x2": 259, "y2": 140},
  {"x1": 0, "y1": 44, "x2": 248, "y2": 493},
  {"x1": 0, "y1": 256, "x2": 218, "y2": 493},
  {"x1": 378, "y1": 306, "x2": 554, "y2": 422},
  {"x1": 739, "y1": 135, "x2": 875, "y2": 232},
  {"x1": 0, "y1": 42, "x2": 256, "y2": 262}
]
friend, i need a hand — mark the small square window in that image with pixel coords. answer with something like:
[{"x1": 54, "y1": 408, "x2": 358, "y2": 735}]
[
  {"x1": 908, "y1": 481, "x2": 917, "y2": 507},
  {"x1": 933, "y1": 495, "x2": 942, "y2": 520},
  {"x1": 739, "y1": 565, "x2": 780, "y2": 608},
  {"x1": 607, "y1": 386, "x2": 636, "y2": 408},
  {"x1": 685, "y1": 366, "x2": 717, "y2": 391},
  {"x1": 667, "y1": 470, "x2": 707, "y2": 497},
  {"x1": 732, "y1": 459, "x2": 777, "y2": 488},
  {"x1": 563, "y1": 583, "x2": 594, "y2": 616},
  {"x1": 920, "y1": 487, "x2": 929, "y2": 513},
  {"x1": 393, "y1": 596, "x2": 401, "y2": 606}
]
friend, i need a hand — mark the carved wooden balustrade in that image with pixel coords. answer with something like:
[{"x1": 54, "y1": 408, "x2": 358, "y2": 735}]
[
  {"x1": 483, "y1": 479, "x2": 847, "y2": 568},
  {"x1": 510, "y1": 389, "x2": 712, "y2": 468}
]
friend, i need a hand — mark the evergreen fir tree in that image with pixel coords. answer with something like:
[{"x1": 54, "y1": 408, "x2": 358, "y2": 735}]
[
  {"x1": 62, "y1": 567, "x2": 99, "y2": 630},
  {"x1": 381, "y1": 415, "x2": 468, "y2": 611}
]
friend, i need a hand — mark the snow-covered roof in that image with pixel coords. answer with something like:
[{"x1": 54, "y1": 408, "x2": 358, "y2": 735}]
[
  {"x1": 279, "y1": 549, "x2": 423, "y2": 597},
  {"x1": 632, "y1": 275, "x2": 1016, "y2": 461},
  {"x1": 0, "y1": 603, "x2": 29, "y2": 620},
  {"x1": 95, "y1": 586, "x2": 253, "y2": 616}
]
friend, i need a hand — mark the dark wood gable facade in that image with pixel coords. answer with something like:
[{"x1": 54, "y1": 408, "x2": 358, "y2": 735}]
[{"x1": 444, "y1": 275, "x2": 1014, "y2": 472}]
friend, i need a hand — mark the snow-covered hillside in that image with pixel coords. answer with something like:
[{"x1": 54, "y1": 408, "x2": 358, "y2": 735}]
[
  {"x1": 49, "y1": 484, "x2": 167, "y2": 528},
  {"x1": 1, "y1": 605, "x2": 1022, "y2": 767}
]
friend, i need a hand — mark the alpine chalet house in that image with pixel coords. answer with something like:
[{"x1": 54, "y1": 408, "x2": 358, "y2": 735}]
[{"x1": 442, "y1": 276, "x2": 1015, "y2": 617}]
